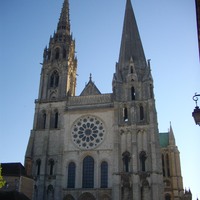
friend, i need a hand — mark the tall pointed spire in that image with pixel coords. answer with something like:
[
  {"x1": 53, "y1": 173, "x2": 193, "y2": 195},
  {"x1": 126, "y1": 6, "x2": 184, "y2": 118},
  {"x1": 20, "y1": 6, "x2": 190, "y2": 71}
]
[
  {"x1": 169, "y1": 122, "x2": 176, "y2": 146},
  {"x1": 57, "y1": 0, "x2": 70, "y2": 35},
  {"x1": 118, "y1": 0, "x2": 146, "y2": 68}
]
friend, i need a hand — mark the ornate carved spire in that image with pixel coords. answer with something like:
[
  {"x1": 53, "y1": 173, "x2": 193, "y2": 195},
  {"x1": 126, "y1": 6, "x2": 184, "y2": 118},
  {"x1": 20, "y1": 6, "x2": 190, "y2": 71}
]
[{"x1": 57, "y1": 0, "x2": 70, "y2": 35}]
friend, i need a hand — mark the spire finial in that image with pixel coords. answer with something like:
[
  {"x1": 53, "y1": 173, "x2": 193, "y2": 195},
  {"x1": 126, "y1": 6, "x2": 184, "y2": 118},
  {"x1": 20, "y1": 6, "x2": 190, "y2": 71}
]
[{"x1": 89, "y1": 73, "x2": 92, "y2": 81}]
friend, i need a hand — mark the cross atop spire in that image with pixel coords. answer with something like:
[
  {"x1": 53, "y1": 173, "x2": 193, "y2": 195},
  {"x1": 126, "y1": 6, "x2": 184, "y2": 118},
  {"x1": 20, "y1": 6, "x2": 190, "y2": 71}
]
[
  {"x1": 118, "y1": 0, "x2": 146, "y2": 68},
  {"x1": 57, "y1": 0, "x2": 70, "y2": 35}
]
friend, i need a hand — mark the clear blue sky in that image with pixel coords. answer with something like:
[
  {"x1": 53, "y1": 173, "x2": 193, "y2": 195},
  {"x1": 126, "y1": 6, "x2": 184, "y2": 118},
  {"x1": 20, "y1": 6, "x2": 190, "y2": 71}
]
[{"x1": 0, "y1": 0, "x2": 199, "y2": 199}]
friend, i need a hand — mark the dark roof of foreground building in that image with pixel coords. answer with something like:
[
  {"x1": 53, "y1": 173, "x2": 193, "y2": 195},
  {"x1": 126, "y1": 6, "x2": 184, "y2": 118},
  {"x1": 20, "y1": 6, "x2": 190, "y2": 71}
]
[
  {"x1": 0, "y1": 191, "x2": 30, "y2": 200},
  {"x1": 1, "y1": 163, "x2": 26, "y2": 176}
]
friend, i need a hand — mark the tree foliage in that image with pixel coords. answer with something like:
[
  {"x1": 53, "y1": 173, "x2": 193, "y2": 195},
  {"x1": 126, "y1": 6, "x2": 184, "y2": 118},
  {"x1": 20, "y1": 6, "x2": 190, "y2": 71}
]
[{"x1": 0, "y1": 163, "x2": 6, "y2": 188}]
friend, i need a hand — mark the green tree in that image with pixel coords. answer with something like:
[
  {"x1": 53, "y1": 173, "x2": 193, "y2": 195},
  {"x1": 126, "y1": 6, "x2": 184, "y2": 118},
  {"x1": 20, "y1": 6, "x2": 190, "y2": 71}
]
[{"x1": 0, "y1": 163, "x2": 6, "y2": 188}]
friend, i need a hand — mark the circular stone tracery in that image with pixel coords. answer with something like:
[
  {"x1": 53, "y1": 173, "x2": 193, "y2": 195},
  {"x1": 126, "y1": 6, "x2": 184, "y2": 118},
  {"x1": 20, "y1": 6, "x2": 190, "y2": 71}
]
[{"x1": 71, "y1": 116, "x2": 105, "y2": 149}]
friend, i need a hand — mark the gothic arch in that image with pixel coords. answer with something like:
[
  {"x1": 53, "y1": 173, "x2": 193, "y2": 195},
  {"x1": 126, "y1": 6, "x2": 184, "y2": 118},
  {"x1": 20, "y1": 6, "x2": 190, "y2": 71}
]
[
  {"x1": 78, "y1": 192, "x2": 95, "y2": 200},
  {"x1": 63, "y1": 194, "x2": 75, "y2": 200}
]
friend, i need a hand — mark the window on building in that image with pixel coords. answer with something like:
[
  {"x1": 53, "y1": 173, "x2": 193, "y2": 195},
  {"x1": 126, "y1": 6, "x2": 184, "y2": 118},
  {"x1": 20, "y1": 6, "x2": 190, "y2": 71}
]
[
  {"x1": 162, "y1": 154, "x2": 166, "y2": 177},
  {"x1": 50, "y1": 110, "x2": 59, "y2": 129},
  {"x1": 140, "y1": 105, "x2": 144, "y2": 121},
  {"x1": 166, "y1": 154, "x2": 170, "y2": 177},
  {"x1": 165, "y1": 194, "x2": 171, "y2": 200},
  {"x1": 130, "y1": 66, "x2": 133, "y2": 74},
  {"x1": 67, "y1": 162, "x2": 76, "y2": 188},
  {"x1": 36, "y1": 159, "x2": 41, "y2": 176},
  {"x1": 55, "y1": 48, "x2": 60, "y2": 60},
  {"x1": 140, "y1": 151, "x2": 147, "y2": 172},
  {"x1": 122, "y1": 151, "x2": 131, "y2": 172},
  {"x1": 82, "y1": 156, "x2": 94, "y2": 188},
  {"x1": 49, "y1": 159, "x2": 54, "y2": 176},
  {"x1": 123, "y1": 107, "x2": 128, "y2": 122},
  {"x1": 50, "y1": 71, "x2": 59, "y2": 88},
  {"x1": 131, "y1": 87, "x2": 136, "y2": 100},
  {"x1": 150, "y1": 84, "x2": 153, "y2": 98},
  {"x1": 101, "y1": 161, "x2": 108, "y2": 188}
]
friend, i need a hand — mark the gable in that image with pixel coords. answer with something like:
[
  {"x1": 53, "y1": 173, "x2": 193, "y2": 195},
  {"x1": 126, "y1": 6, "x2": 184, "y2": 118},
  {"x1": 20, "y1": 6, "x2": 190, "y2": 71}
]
[{"x1": 80, "y1": 81, "x2": 101, "y2": 96}]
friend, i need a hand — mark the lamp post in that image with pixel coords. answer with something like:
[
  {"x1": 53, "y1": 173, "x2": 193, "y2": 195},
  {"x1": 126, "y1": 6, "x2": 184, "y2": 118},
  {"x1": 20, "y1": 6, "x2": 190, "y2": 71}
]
[{"x1": 192, "y1": 93, "x2": 200, "y2": 126}]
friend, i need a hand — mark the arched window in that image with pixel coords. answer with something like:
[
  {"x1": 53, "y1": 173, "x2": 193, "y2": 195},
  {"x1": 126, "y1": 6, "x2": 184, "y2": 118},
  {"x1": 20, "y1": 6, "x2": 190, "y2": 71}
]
[
  {"x1": 140, "y1": 105, "x2": 144, "y2": 121},
  {"x1": 122, "y1": 151, "x2": 131, "y2": 172},
  {"x1": 165, "y1": 194, "x2": 171, "y2": 200},
  {"x1": 55, "y1": 48, "x2": 60, "y2": 60},
  {"x1": 131, "y1": 87, "x2": 136, "y2": 100},
  {"x1": 140, "y1": 151, "x2": 147, "y2": 172},
  {"x1": 101, "y1": 161, "x2": 108, "y2": 188},
  {"x1": 123, "y1": 107, "x2": 128, "y2": 122},
  {"x1": 67, "y1": 162, "x2": 76, "y2": 188},
  {"x1": 47, "y1": 185, "x2": 54, "y2": 200},
  {"x1": 50, "y1": 71, "x2": 59, "y2": 88},
  {"x1": 48, "y1": 159, "x2": 54, "y2": 176},
  {"x1": 36, "y1": 159, "x2": 41, "y2": 176},
  {"x1": 82, "y1": 156, "x2": 94, "y2": 188}
]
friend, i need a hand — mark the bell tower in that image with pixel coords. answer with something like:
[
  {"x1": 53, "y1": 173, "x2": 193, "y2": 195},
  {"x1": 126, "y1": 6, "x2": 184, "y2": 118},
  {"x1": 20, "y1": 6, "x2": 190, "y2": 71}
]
[
  {"x1": 38, "y1": 0, "x2": 77, "y2": 101},
  {"x1": 112, "y1": 0, "x2": 163, "y2": 199}
]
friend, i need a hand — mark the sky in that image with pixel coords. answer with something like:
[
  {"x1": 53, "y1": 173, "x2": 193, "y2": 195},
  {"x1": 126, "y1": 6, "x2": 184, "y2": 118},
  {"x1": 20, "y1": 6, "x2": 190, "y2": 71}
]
[{"x1": 0, "y1": 0, "x2": 199, "y2": 199}]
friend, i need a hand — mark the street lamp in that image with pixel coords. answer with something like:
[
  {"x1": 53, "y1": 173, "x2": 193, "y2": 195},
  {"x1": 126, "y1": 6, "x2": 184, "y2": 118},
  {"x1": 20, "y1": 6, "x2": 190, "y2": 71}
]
[{"x1": 192, "y1": 93, "x2": 200, "y2": 126}]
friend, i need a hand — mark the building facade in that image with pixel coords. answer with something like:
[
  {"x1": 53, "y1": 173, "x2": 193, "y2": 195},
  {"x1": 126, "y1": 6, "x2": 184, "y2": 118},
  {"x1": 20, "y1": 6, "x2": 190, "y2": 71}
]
[{"x1": 25, "y1": 1, "x2": 191, "y2": 200}]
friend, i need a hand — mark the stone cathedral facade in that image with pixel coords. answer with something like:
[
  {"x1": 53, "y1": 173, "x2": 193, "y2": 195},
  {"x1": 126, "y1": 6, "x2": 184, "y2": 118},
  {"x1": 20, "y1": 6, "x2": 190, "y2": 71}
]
[{"x1": 25, "y1": 1, "x2": 192, "y2": 200}]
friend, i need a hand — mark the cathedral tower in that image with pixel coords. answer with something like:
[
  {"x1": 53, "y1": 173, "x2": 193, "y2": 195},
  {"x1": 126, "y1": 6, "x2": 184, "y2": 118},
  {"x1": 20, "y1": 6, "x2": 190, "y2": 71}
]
[{"x1": 112, "y1": 0, "x2": 163, "y2": 199}]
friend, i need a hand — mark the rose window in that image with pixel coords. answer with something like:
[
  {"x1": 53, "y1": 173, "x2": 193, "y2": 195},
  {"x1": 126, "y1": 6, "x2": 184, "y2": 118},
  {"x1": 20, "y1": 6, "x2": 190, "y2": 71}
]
[{"x1": 71, "y1": 115, "x2": 105, "y2": 149}]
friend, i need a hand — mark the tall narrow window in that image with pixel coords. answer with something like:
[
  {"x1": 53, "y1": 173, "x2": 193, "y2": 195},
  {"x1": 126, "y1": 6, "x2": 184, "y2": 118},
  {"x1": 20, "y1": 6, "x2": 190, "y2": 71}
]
[
  {"x1": 131, "y1": 87, "x2": 136, "y2": 100},
  {"x1": 55, "y1": 48, "x2": 60, "y2": 60},
  {"x1": 123, "y1": 107, "x2": 128, "y2": 122},
  {"x1": 150, "y1": 84, "x2": 153, "y2": 98},
  {"x1": 49, "y1": 159, "x2": 54, "y2": 176},
  {"x1": 82, "y1": 156, "x2": 94, "y2": 188},
  {"x1": 101, "y1": 161, "x2": 108, "y2": 188},
  {"x1": 122, "y1": 152, "x2": 131, "y2": 172},
  {"x1": 42, "y1": 113, "x2": 46, "y2": 129},
  {"x1": 67, "y1": 162, "x2": 76, "y2": 188},
  {"x1": 36, "y1": 159, "x2": 41, "y2": 176},
  {"x1": 130, "y1": 66, "x2": 133, "y2": 74},
  {"x1": 54, "y1": 112, "x2": 58, "y2": 129},
  {"x1": 162, "y1": 154, "x2": 166, "y2": 177},
  {"x1": 140, "y1": 105, "x2": 144, "y2": 121},
  {"x1": 50, "y1": 110, "x2": 59, "y2": 129},
  {"x1": 166, "y1": 154, "x2": 170, "y2": 177},
  {"x1": 140, "y1": 151, "x2": 147, "y2": 172},
  {"x1": 50, "y1": 71, "x2": 59, "y2": 88}
]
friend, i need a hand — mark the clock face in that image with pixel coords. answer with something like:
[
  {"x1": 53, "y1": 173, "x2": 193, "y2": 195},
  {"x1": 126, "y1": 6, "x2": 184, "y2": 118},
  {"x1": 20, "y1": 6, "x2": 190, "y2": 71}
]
[{"x1": 71, "y1": 115, "x2": 105, "y2": 150}]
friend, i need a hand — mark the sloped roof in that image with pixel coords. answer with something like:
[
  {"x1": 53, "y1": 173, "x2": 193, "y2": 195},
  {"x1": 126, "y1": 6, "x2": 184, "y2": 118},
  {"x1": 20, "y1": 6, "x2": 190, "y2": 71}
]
[
  {"x1": 159, "y1": 132, "x2": 169, "y2": 148},
  {"x1": 80, "y1": 75, "x2": 101, "y2": 96}
]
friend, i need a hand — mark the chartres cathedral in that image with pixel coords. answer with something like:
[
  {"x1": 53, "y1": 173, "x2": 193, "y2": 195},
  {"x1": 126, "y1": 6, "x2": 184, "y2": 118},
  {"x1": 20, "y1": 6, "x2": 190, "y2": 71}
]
[{"x1": 25, "y1": 0, "x2": 192, "y2": 200}]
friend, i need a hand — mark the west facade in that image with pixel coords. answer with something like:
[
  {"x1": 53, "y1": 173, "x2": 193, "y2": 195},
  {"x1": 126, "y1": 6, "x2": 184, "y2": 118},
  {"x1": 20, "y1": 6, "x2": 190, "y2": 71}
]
[{"x1": 25, "y1": 1, "x2": 190, "y2": 200}]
